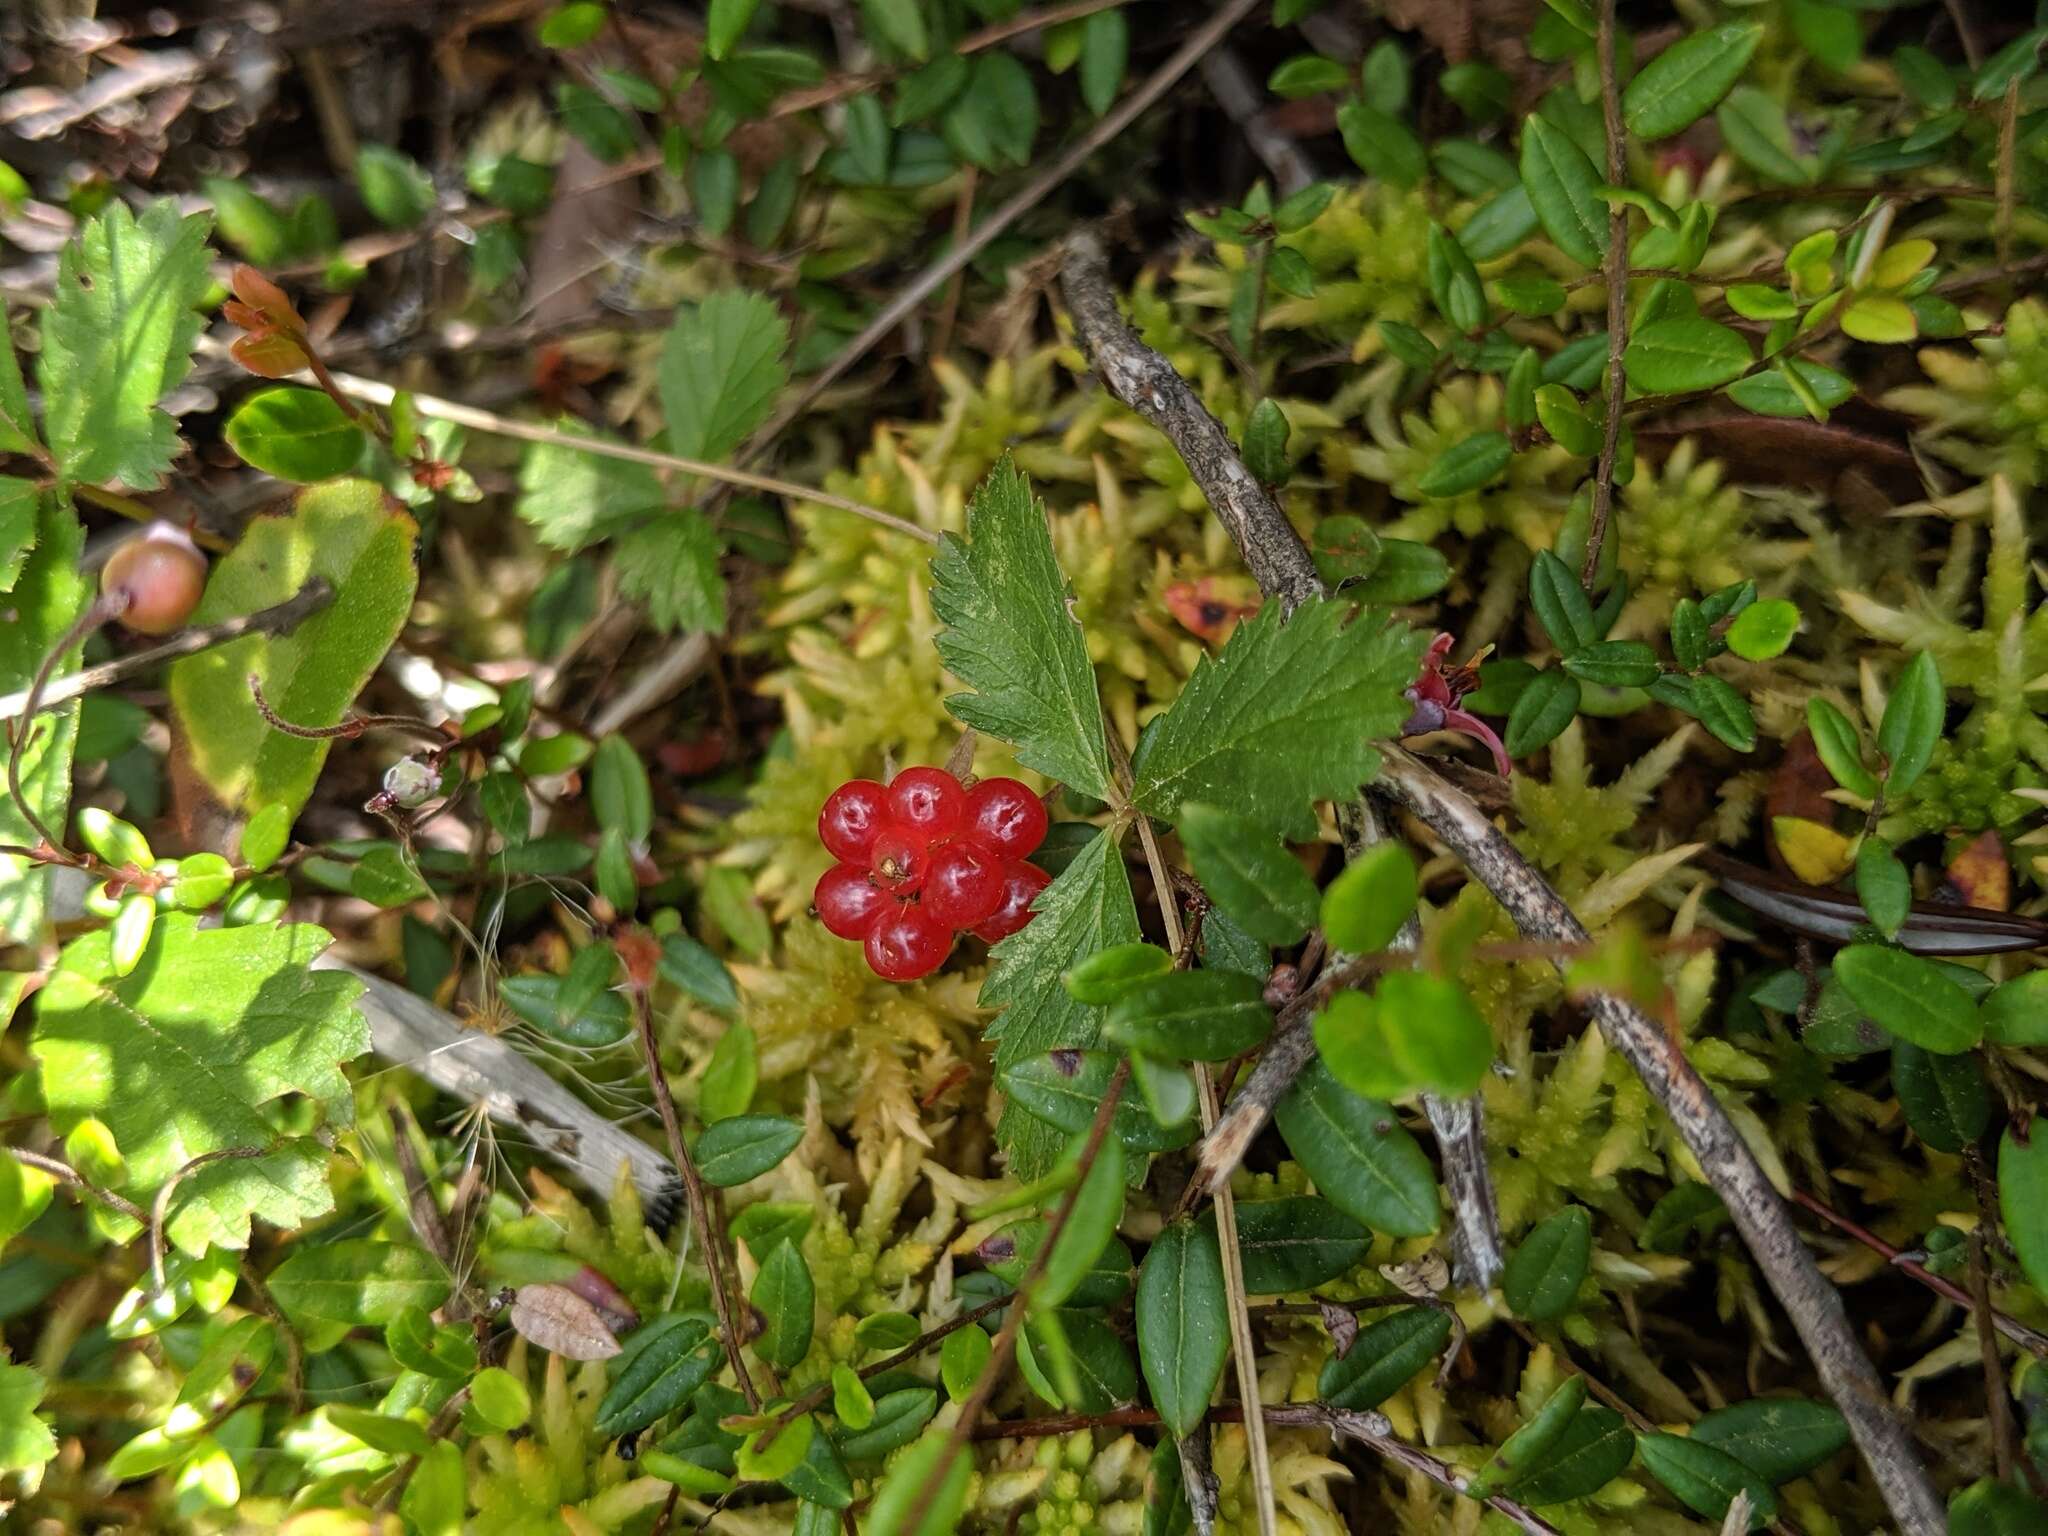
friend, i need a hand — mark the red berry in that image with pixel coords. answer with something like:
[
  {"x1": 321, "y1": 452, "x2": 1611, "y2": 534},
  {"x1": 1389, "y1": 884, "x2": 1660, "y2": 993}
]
[
  {"x1": 973, "y1": 860, "x2": 1052, "y2": 944},
  {"x1": 866, "y1": 901, "x2": 954, "y2": 981},
  {"x1": 819, "y1": 780, "x2": 889, "y2": 863},
  {"x1": 101, "y1": 523, "x2": 208, "y2": 636},
  {"x1": 814, "y1": 863, "x2": 888, "y2": 939},
  {"x1": 964, "y1": 777, "x2": 1048, "y2": 859},
  {"x1": 924, "y1": 840, "x2": 1005, "y2": 929},
  {"x1": 870, "y1": 827, "x2": 929, "y2": 892},
  {"x1": 887, "y1": 766, "x2": 965, "y2": 840}
]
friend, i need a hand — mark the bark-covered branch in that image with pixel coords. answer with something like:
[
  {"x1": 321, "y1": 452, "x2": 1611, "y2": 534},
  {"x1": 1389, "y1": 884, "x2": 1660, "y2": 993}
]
[
  {"x1": 1065, "y1": 227, "x2": 1504, "y2": 1291},
  {"x1": 1059, "y1": 228, "x2": 1945, "y2": 1536}
]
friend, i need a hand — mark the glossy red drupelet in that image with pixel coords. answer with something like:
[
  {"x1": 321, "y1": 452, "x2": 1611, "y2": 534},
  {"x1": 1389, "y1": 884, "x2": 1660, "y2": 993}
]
[{"x1": 811, "y1": 768, "x2": 1050, "y2": 980}]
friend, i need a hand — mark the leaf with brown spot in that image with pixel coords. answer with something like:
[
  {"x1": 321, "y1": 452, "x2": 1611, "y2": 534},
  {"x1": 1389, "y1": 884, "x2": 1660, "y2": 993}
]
[{"x1": 1943, "y1": 830, "x2": 2010, "y2": 912}]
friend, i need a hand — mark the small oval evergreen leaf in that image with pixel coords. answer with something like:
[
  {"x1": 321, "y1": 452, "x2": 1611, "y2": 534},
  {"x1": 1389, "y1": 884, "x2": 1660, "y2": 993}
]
[
  {"x1": 1000, "y1": 1050, "x2": 1197, "y2": 1152},
  {"x1": 1316, "y1": 1305, "x2": 1451, "y2": 1410},
  {"x1": 693, "y1": 1114, "x2": 804, "y2": 1187},
  {"x1": 1636, "y1": 1432, "x2": 1778, "y2": 1528},
  {"x1": 1416, "y1": 430, "x2": 1512, "y2": 498},
  {"x1": 595, "y1": 1313, "x2": 720, "y2": 1436},
  {"x1": 1178, "y1": 803, "x2": 1319, "y2": 945},
  {"x1": 1513, "y1": 1403, "x2": 1634, "y2": 1505},
  {"x1": 1136, "y1": 1221, "x2": 1230, "y2": 1437},
  {"x1": 1622, "y1": 23, "x2": 1763, "y2": 140},
  {"x1": 1467, "y1": 1375, "x2": 1588, "y2": 1497},
  {"x1": 1222, "y1": 1196, "x2": 1370, "y2": 1294},
  {"x1": 1105, "y1": 970, "x2": 1273, "y2": 1062},
  {"x1": 750, "y1": 1240, "x2": 815, "y2": 1370},
  {"x1": 1274, "y1": 1059, "x2": 1440, "y2": 1236},
  {"x1": 1690, "y1": 1397, "x2": 1850, "y2": 1485},
  {"x1": 1832, "y1": 945, "x2": 1982, "y2": 1054},
  {"x1": 835, "y1": 1388, "x2": 937, "y2": 1460},
  {"x1": 1503, "y1": 1205, "x2": 1591, "y2": 1320},
  {"x1": 1321, "y1": 842, "x2": 1419, "y2": 955}
]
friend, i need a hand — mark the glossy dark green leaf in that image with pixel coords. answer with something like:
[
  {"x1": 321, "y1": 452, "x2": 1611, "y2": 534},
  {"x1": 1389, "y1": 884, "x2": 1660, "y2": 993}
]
[
  {"x1": 1426, "y1": 224, "x2": 1487, "y2": 333},
  {"x1": 1622, "y1": 23, "x2": 1763, "y2": 140},
  {"x1": 1950, "y1": 1475, "x2": 2048, "y2": 1535},
  {"x1": 1274, "y1": 1059, "x2": 1439, "y2": 1236},
  {"x1": 1019, "y1": 1309, "x2": 1136, "y2": 1412},
  {"x1": 1063, "y1": 943, "x2": 1174, "y2": 1005},
  {"x1": 1519, "y1": 115, "x2": 1604, "y2": 266},
  {"x1": 1504, "y1": 669, "x2": 1580, "y2": 757},
  {"x1": 1513, "y1": 1403, "x2": 1634, "y2": 1505},
  {"x1": 1529, "y1": 549, "x2": 1596, "y2": 654},
  {"x1": 1832, "y1": 945, "x2": 1982, "y2": 1054},
  {"x1": 1893, "y1": 1041, "x2": 1990, "y2": 1154},
  {"x1": 595, "y1": 1313, "x2": 720, "y2": 1436},
  {"x1": 1467, "y1": 1375, "x2": 1588, "y2": 1497},
  {"x1": 1983, "y1": 972, "x2": 2048, "y2": 1047},
  {"x1": 1503, "y1": 1205, "x2": 1591, "y2": 1320},
  {"x1": 836, "y1": 1387, "x2": 937, "y2": 1460},
  {"x1": 1416, "y1": 431, "x2": 1511, "y2": 498},
  {"x1": 1636, "y1": 1432, "x2": 1777, "y2": 1528},
  {"x1": 693, "y1": 1115, "x2": 804, "y2": 1187},
  {"x1": 1000, "y1": 1050, "x2": 1197, "y2": 1153},
  {"x1": 1999, "y1": 1125, "x2": 2048, "y2": 1300},
  {"x1": 781, "y1": 1427, "x2": 853, "y2": 1508},
  {"x1": 1179, "y1": 803, "x2": 1317, "y2": 946},
  {"x1": 1241, "y1": 399, "x2": 1292, "y2": 485},
  {"x1": 1136, "y1": 1221, "x2": 1228, "y2": 1436},
  {"x1": 1878, "y1": 651, "x2": 1944, "y2": 795},
  {"x1": 225, "y1": 387, "x2": 368, "y2": 483},
  {"x1": 1854, "y1": 838, "x2": 1911, "y2": 939},
  {"x1": 1035, "y1": 1132, "x2": 1125, "y2": 1310},
  {"x1": 984, "y1": 1220, "x2": 1133, "y2": 1309},
  {"x1": 1316, "y1": 1305, "x2": 1451, "y2": 1410},
  {"x1": 1221, "y1": 1196, "x2": 1369, "y2": 1294},
  {"x1": 751, "y1": 1240, "x2": 815, "y2": 1371},
  {"x1": 1691, "y1": 1397, "x2": 1849, "y2": 1485},
  {"x1": 1690, "y1": 674, "x2": 1758, "y2": 752},
  {"x1": 1105, "y1": 970, "x2": 1273, "y2": 1063},
  {"x1": 1562, "y1": 640, "x2": 1660, "y2": 689},
  {"x1": 1624, "y1": 317, "x2": 1754, "y2": 394}
]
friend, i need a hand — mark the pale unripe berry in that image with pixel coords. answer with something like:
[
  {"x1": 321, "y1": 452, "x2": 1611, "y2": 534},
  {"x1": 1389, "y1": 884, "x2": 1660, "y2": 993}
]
[{"x1": 101, "y1": 523, "x2": 207, "y2": 635}]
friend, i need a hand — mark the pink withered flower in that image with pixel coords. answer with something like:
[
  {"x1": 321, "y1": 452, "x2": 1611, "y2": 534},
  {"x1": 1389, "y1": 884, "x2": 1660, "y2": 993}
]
[{"x1": 1402, "y1": 633, "x2": 1512, "y2": 777}]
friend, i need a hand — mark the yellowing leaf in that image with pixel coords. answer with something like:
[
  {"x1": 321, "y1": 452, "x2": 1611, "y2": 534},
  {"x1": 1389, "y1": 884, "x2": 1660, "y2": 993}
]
[
  {"x1": 1840, "y1": 294, "x2": 1917, "y2": 343},
  {"x1": 1771, "y1": 815, "x2": 1855, "y2": 884},
  {"x1": 169, "y1": 479, "x2": 418, "y2": 822}
]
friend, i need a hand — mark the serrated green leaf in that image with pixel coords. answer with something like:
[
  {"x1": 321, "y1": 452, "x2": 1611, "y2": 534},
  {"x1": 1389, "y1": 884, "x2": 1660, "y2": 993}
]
[
  {"x1": 1622, "y1": 23, "x2": 1762, "y2": 140},
  {"x1": 660, "y1": 290, "x2": 788, "y2": 467},
  {"x1": 1177, "y1": 803, "x2": 1317, "y2": 945},
  {"x1": 31, "y1": 915, "x2": 365, "y2": 1253},
  {"x1": 1131, "y1": 599, "x2": 1425, "y2": 839},
  {"x1": 982, "y1": 826, "x2": 1143, "y2": 1176},
  {"x1": 999, "y1": 1050, "x2": 1196, "y2": 1153},
  {"x1": 613, "y1": 513, "x2": 726, "y2": 635},
  {"x1": 0, "y1": 1363, "x2": 55, "y2": 1474},
  {"x1": 167, "y1": 479, "x2": 418, "y2": 822},
  {"x1": 932, "y1": 458, "x2": 1114, "y2": 801},
  {"x1": 1503, "y1": 1205, "x2": 1591, "y2": 1320},
  {"x1": 1274, "y1": 1058, "x2": 1438, "y2": 1236},
  {"x1": 38, "y1": 201, "x2": 213, "y2": 489}
]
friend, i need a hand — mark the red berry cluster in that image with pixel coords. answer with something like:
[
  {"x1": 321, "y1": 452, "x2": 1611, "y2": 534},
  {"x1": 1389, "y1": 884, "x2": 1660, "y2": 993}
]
[{"x1": 814, "y1": 768, "x2": 1051, "y2": 981}]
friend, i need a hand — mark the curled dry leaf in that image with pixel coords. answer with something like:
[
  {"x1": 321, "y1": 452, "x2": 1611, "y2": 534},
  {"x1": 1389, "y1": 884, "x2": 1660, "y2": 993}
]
[{"x1": 508, "y1": 1282, "x2": 623, "y2": 1360}]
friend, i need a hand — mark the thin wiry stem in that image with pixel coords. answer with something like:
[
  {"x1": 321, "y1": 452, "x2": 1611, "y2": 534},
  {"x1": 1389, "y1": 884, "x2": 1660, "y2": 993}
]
[{"x1": 1581, "y1": 0, "x2": 1630, "y2": 592}]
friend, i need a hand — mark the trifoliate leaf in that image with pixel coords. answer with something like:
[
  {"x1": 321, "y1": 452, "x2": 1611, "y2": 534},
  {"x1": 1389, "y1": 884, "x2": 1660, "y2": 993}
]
[
  {"x1": 1131, "y1": 598, "x2": 1425, "y2": 839},
  {"x1": 932, "y1": 458, "x2": 1113, "y2": 799},
  {"x1": 613, "y1": 512, "x2": 726, "y2": 634},
  {"x1": 37, "y1": 200, "x2": 213, "y2": 489},
  {"x1": 30, "y1": 915, "x2": 367, "y2": 1253}
]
